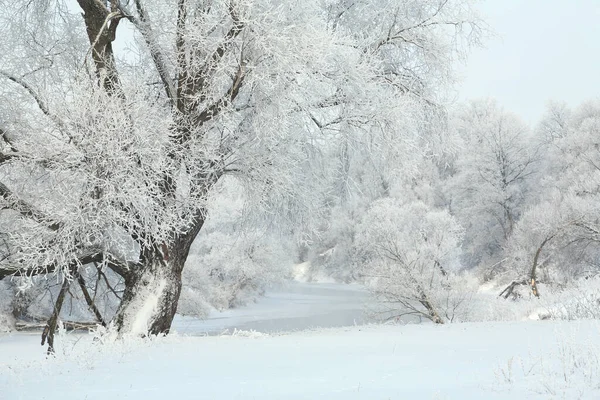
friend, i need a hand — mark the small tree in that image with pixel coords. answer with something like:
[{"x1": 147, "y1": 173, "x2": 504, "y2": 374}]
[
  {"x1": 355, "y1": 199, "x2": 469, "y2": 324},
  {"x1": 500, "y1": 189, "x2": 600, "y2": 299}
]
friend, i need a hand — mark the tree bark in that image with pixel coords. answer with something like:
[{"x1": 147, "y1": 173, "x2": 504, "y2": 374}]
[{"x1": 77, "y1": 0, "x2": 123, "y2": 94}]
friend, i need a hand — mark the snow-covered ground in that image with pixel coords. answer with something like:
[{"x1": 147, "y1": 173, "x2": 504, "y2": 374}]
[{"x1": 1, "y1": 283, "x2": 599, "y2": 399}]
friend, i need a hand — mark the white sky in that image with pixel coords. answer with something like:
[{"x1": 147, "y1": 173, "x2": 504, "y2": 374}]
[{"x1": 456, "y1": 0, "x2": 600, "y2": 124}]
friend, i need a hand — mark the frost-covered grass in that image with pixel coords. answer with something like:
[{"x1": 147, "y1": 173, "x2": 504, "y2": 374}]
[
  {"x1": 540, "y1": 278, "x2": 600, "y2": 321},
  {"x1": 493, "y1": 331, "x2": 600, "y2": 399},
  {"x1": 1, "y1": 321, "x2": 599, "y2": 399}
]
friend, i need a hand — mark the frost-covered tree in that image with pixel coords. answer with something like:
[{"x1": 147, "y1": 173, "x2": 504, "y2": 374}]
[
  {"x1": 498, "y1": 100, "x2": 600, "y2": 297},
  {"x1": 537, "y1": 100, "x2": 600, "y2": 282},
  {"x1": 0, "y1": 0, "x2": 346, "y2": 340},
  {"x1": 443, "y1": 99, "x2": 539, "y2": 275},
  {"x1": 355, "y1": 199, "x2": 470, "y2": 323},
  {"x1": 0, "y1": 0, "x2": 483, "y2": 345},
  {"x1": 537, "y1": 100, "x2": 571, "y2": 144},
  {"x1": 500, "y1": 193, "x2": 584, "y2": 298},
  {"x1": 303, "y1": 0, "x2": 484, "y2": 278}
]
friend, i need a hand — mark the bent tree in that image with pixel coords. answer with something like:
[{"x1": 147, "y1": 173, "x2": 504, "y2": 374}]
[{"x1": 0, "y1": 0, "x2": 482, "y2": 341}]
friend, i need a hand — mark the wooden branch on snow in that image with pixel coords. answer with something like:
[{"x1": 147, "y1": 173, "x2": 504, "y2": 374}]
[
  {"x1": 498, "y1": 279, "x2": 528, "y2": 299},
  {"x1": 16, "y1": 320, "x2": 100, "y2": 332}
]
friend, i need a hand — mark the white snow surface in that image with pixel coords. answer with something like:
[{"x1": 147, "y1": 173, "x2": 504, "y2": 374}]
[{"x1": 1, "y1": 282, "x2": 599, "y2": 399}]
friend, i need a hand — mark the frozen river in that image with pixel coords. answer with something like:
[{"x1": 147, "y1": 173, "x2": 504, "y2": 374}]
[{"x1": 173, "y1": 282, "x2": 374, "y2": 335}]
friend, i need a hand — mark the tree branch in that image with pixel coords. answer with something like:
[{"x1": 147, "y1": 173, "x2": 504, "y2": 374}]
[
  {"x1": 77, "y1": 273, "x2": 106, "y2": 326},
  {"x1": 0, "y1": 182, "x2": 60, "y2": 231},
  {"x1": 41, "y1": 275, "x2": 70, "y2": 354},
  {"x1": 126, "y1": 0, "x2": 177, "y2": 104},
  {"x1": 0, "y1": 250, "x2": 104, "y2": 281},
  {"x1": 0, "y1": 70, "x2": 56, "y2": 121}
]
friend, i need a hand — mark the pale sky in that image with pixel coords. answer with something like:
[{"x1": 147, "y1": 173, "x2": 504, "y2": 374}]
[{"x1": 457, "y1": 0, "x2": 600, "y2": 124}]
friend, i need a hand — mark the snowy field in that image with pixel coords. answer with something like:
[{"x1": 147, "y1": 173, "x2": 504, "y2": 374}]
[{"x1": 1, "y1": 283, "x2": 600, "y2": 400}]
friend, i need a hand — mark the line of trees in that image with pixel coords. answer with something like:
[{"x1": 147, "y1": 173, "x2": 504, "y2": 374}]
[{"x1": 309, "y1": 97, "x2": 600, "y2": 322}]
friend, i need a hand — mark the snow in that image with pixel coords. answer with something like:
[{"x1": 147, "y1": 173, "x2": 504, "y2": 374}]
[
  {"x1": 1, "y1": 283, "x2": 599, "y2": 399},
  {"x1": 129, "y1": 277, "x2": 167, "y2": 335}
]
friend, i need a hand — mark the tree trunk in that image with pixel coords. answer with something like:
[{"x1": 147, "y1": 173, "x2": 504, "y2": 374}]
[
  {"x1": 113, "y1": 253, "x2": 184, "y2": 335},
  {"x1": 41, "y1": 277, "x2": 71, "y2": 354},
  {"x1": 113, "y1": 218, "x2": 204, "y2": 336},
  {"x1": 499, "y1": 235, "x2": 554, "y2": 300},
  {"x1": 417, "y1": 286, "x2": 444, "y2": 324},
  {"x1": 529, "y1": 236, "x2": 553, "y2": 298}
]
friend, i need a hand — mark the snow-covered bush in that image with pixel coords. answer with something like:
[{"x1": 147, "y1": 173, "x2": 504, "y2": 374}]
[
  {"x1": 466, "y1": 284, "x2": 543, "y2": 322},
  {"x1": 305, "y1": 200, "x2": 367, "y2": 283},
  {"x1": 179, "y1": 231, "x2": 292, "y2": 317},
  {"x1": 355, "y1": 199, "x2": 473, "y2": 323},
  {"x1": 465, "y1": 275, "x2": 600, "y2": 323}
]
